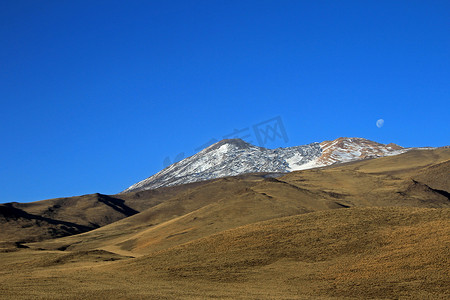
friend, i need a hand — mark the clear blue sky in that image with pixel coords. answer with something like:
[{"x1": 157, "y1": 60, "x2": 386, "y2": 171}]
[{"x1": 1, "y1": 0, "x2": 449, "y2": 203}]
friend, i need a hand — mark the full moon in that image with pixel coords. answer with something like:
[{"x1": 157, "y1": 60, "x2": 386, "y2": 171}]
[{"x1": 376, "y1": 119, "x2": 384, "y2": 128}]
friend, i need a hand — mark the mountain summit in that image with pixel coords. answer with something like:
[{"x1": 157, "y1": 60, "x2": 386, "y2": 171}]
[
  {"x1": 205, "y1": 138, "x2": 255, "y2": 151},
  {"x1": 123, "y1": 137, "x2": 407, "y2": 193}
]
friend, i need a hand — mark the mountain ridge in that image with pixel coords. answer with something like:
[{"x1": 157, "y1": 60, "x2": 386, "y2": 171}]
[{"x1": 124, "y1": 137, "x2": 408, "y2": 193}]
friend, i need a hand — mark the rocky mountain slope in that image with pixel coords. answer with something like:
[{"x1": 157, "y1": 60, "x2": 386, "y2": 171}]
[{"x1": 124, "y1": 137, "x2": 408, "y2": 193}]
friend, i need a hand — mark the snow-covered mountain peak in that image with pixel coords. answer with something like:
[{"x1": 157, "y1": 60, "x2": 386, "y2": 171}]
[
  {"x1": 123, "y1": 137, "x2": 411, "y2": 193},
  {"x1": 201, "y1": 139, "x2": 260, "y2": 155},
  {"x1": 317, "y1": 137, "x2": 407, "y2": 166}
]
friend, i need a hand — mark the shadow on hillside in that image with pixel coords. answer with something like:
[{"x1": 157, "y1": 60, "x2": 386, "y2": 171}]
[{"x1": 96, "y1": 194, "x2": 139, "y2": 217}]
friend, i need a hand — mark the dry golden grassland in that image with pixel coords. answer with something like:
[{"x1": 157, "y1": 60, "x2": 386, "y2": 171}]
[{"x1": 0, "y1": 148, "x2": 449, "y2": 299}]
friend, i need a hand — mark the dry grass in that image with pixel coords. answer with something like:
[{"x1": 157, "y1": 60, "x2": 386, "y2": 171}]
[
  {"x1": 0, "y1": 148, "x2": 449, "y2": 299},
  {"x1": 0, "y1": 207, "x2": 449, "y2": 299}
]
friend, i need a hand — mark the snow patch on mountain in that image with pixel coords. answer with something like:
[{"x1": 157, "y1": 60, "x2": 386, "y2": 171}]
[
  {"x1": 123, "y1": 137, "x2": 410, "y2": 193},
  {"x1": 123, "y1": 139, "x2": 321, "y2": 193}
]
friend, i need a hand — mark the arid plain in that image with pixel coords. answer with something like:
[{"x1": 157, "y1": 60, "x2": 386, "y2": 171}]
[{"x1": 1, "y1": 148, "x2": 449, "y2": 299}]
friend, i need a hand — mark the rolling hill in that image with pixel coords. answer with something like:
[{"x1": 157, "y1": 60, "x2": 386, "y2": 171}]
[{"x1": 0, "y1": 146, "x2": 448, "y2": 299}]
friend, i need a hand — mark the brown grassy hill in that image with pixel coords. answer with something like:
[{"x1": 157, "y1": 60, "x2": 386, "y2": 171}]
[
  {"x1": 0, "y1": 207, "x2": 448, "y2": 299},
  {"x1": 0, "y1": 203, "x2": 91, "y2": 244},
  {"x1": 0, "y1": 193, "x2": 143, "y2": 243},
  {"x1": 29, "y1": 148, "x2": 450, "y2": 257},
  {"x1": 3, "y1": 148, "x2": 448, "y2": 246},
  {"x1": 282, "y1": 148, "x2": 450, "y2": 208},
  {"x1": 412, "y1": 159, "x2": 450, "y2": 192},
  {"x1": 116, "y1": 207, "x2": 450, "y2": 299},
  {"x1": 0, "y1": 179, "x2": 229, "y2": 243},
  {"x1": 0, "y1": 148, "x2": 449, "y2": 299}
]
